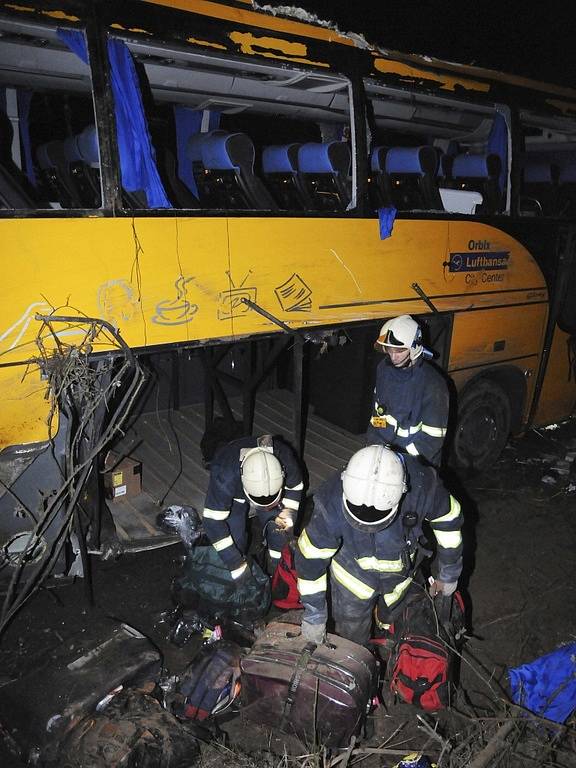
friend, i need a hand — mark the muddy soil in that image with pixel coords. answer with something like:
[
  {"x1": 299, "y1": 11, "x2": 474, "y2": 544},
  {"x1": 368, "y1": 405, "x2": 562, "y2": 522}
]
[{"x1": 1, "y1": 422, "x2": 576, "y2": 766}]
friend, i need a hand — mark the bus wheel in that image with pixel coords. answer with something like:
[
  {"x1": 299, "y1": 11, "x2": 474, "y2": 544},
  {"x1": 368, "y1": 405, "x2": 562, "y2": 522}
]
[{"x1": 453, "y1": 380, "x2": 511, "y2": 471}]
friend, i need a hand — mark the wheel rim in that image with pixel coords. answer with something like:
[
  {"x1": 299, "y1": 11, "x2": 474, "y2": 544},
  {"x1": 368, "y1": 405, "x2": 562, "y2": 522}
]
[{"x1": 457, "y1": 400, "x2": 504, "y2": 463}]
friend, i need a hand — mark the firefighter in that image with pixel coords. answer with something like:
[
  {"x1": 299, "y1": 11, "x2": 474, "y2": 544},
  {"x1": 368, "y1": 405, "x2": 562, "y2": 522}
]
[
  {"x1": 202, "y1": 435, "x2": 304, "y2": 580},
  {"x1": 366, "y1": 314, "x2": 449, "y2": 467},
  {"x1": 295, "y1": 444, "x2": 463, "y2": 645}
]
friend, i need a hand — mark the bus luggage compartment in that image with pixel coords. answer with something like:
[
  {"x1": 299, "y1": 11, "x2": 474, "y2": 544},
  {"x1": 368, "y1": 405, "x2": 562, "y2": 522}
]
[{"x1": 240, "y1": 621, "x2": 377, "y2": 748}]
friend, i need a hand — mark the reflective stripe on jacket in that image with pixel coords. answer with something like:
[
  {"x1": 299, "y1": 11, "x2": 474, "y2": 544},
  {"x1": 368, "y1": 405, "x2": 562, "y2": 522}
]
[
  {"x1": 295, "y1": 458, "x2": 463, "y2": 623},
  {"x1": 202, "y1": 435, "x2": 303, "y2": 572},
  {"x1": 366, "y1": 356, "x2": 449, "y2": 466}
]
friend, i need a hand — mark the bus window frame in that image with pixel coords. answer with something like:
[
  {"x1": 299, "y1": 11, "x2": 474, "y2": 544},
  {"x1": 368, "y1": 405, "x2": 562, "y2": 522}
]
[
  {"x1": 0, "y1": 12, "x2": 118, "y2": 218},
  {"x1": 105, "y1": 29, "x2": 359, "y2": 218},
  {"x1": 363, "y1": 76, "x2": 513, "y2": 217}
]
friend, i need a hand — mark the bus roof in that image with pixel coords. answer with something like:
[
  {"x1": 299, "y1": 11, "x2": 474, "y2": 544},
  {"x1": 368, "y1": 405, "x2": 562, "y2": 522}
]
[{"x1": 143, "y1": 0, "x2": 576, "y2": 107}]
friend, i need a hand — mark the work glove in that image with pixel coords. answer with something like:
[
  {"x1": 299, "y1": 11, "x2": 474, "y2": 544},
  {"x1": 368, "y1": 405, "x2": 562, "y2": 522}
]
[
  {"x1": 274, "y1": 508, "x2": 295, "y2": 532},
  {"x1": 301, "y1": 619, "x2": 326, "y2": 645},
  {"x1": 428, "y1": 578, "x2": 458, "y2": 597}
]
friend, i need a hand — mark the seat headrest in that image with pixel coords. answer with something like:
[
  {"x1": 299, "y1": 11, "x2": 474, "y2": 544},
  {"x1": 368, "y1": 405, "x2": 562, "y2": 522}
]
[
  {"x1": 559, "y1": 161, "x2": 576, "y2": 184},
  {"x1": 189, "y1": 130, "x2": 255, "y2": 171},
  {"x1": 298, "y1": 141, "x2": 350, "y2": 175},
  {"x1": 523, "y1": 160, "x2": 557, "y2": 184},
  {"x1": 186, "y1": 129, "x2": 227, "y2": 163},
  {"x1": 385, "y1": 146, "x2": 438, "y2": 176},
  {"x1": 64, "y1": 135, "x2": 82, "y2": 163},
  {"x1": 204, "y1": 132, "x2": 254, "y2": 170},
  {"x1": 262, "y1": 144, "x2": 300, "y2": 174},
  {"x1": 452, "y1": 152, "x2": 501, "y2": 180},
  {"x1": 76, "y1": 126, "x2": 99, "y2": 165},
  {"x1": 37, "y1": 141, "x2": 66, "y2": 169},
  {"x1": 370, "y1": 146, "x2": 387, "y2": 173}
]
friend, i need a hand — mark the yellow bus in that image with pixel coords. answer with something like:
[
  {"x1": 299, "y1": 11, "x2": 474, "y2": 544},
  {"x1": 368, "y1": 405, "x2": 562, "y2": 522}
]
[{"x1": 1, "y1": 0, "x2": 576, "y2": 609}]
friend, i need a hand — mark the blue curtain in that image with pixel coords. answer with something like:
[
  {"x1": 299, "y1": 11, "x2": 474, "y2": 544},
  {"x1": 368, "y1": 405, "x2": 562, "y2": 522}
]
[
  {"x1": 58, "y1": 28, "x2": 171, "y2": 208},
  {"x1": 57, "y1": 28, "x2": 88, "y2": 64},
  {"x1": 487, "y1": 112, "x2": 508, "y2": 194},
  {"x1": 107, "y1": 38, "x2": 171, "y2": 208},
  {"x1": 174, "y1": 106, "x2": 220, "y2": 198}
]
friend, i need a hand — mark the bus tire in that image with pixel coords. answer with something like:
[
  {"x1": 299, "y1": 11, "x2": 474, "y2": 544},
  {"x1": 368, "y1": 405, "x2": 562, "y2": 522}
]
[{"x1": 452, "y1": 379, "x2": 511, "y2": 471}]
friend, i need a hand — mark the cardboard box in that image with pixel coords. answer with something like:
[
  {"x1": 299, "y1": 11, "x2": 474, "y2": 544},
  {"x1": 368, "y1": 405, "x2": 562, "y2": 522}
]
[{"x1": 103, "y1": 452, "x2": 142, "y2": 500}]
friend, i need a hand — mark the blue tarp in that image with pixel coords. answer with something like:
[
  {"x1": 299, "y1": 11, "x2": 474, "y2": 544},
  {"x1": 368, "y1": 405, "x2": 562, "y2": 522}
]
[{"x1": 508, "y1": 643, "x2": 576, "y2": 724}]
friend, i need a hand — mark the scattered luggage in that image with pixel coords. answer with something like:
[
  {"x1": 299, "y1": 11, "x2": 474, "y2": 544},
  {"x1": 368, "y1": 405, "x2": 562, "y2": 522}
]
[
  {"x1": 156, "y1": 505, "x2": 204, "y2": 551},
  {"x1": 172, "y1": 545, "x2": 271, "y2": 625},
  {"x1": 389, "y1": 633, "x2": 451, "y2": 711},
  {"x1": 174, "y1": 640, "x2": 243, "y2": 722},
  {"x1": 387, "y1": 591, "x2": 465, "y2": 711},
  {"x1": 52, "y1": 687, "x2": 200, "y2": 768},
  {"x1": 240, "y1": 621, "x2": 378, "y2": 748},
  {"x1": 271, "y1": 542, "x2": 303, "y2": 610},
  {"x1": 508, "y1": 641, "x2": 576, "y2": 723}
]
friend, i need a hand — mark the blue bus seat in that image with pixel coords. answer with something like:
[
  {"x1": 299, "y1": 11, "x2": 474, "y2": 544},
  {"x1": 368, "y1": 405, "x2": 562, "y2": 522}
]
[
  {"x1": 63, "y1": 126, "x2": 101, "y2": 207},
  {"x1": 37, "y1": 139, "x2": 82, "y2": 208},
  {"x1": 383, "y1": 145, "x2": 443, "y2": 211},
  {"x1": 451, "y1": 152, "x2": 502, "y2": 214},
  {"x1": 189, "y1": 130, "x2": 277, "y2": 210},
  {"x1": 368, "y1": 145, "x2": 389, "y2": 208},
  {"x1": 520, "y1": 159, "x2": 559, "y2": 216},
  {"x1": 297, "y1": 141, "x2": 351, "y2": 212},
  {"x1": 0, "y1": 109, "x2": 42, "y2": 209},
  {"x1": 262, "y1": 143, "x2": 307, "y2": 210}
]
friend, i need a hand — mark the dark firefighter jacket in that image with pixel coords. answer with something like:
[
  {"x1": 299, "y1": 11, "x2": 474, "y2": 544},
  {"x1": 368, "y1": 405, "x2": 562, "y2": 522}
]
[
  {"x1": 366, "y1": 355, "x2": 449, "y2": 466},
  {"x1": 295, "y1": 456, "x2": 463, "y2": 625},
  {"x1": 202, "y1": 436, "x2": 303, "y2": 576}
]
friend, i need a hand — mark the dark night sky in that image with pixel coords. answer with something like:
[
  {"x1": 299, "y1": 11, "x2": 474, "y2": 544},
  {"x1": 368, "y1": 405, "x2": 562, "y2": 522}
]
[{"x1": 264, "y1": 1, "x2": 576, "y2": 89}]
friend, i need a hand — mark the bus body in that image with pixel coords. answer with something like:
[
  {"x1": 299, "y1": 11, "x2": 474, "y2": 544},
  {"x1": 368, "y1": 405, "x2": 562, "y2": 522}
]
[{"x1": 1, "y1": 0, "x2": 576, "y2": 590}]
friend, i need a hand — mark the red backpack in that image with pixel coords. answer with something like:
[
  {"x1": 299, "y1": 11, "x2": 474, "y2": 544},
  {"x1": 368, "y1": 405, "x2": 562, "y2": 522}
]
[
  {"x1": 389, "y1": 592, "x2": 465, "y2": 711},
  {"x1": 271, "y1": 543, "x2": 303, "y2": 610}
]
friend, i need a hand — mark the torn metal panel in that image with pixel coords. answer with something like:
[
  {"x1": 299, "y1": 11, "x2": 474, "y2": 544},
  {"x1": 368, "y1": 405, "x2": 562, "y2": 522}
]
[{"x1": 0, "y1": 619, "x2": 162, "y2": 764}]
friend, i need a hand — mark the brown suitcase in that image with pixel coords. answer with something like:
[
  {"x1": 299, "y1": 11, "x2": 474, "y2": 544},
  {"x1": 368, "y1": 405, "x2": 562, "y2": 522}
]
[{"x1": 240, "y1": 621, "x2": 377, "y2": 748}]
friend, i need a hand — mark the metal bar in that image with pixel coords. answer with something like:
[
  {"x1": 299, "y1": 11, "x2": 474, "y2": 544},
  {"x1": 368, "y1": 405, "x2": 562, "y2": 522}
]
[
  {"x1": 293, "y1": 338, "x2": 308, "y2": 458},
  {"x1": 411, "y1": 282, "x2": 439, "y2": 313},
  {"x1": 241, "y1": 298, "x2": 304, "y2": 336}
]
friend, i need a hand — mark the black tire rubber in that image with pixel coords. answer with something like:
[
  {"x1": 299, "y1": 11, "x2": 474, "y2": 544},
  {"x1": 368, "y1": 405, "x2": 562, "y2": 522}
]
[{"x1": 452, "y1": 379, "x2": 511, "y2": 471}]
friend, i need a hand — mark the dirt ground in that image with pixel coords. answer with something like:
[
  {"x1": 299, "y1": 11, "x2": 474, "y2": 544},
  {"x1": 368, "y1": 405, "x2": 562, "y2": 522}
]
[{"x1": 1, "y1": 421, "x2": 576, "y2": 766}]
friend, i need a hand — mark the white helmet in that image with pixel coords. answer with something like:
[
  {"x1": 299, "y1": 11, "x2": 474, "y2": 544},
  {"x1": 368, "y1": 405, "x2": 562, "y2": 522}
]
[
  {"x1": 377, "y1": 315, "x2": 423, "y2": 362},
  {"x1": 341, "y1": 445, "x2": 407, "y2": 528},
  {"x1": 240, "y1": 447, "x2": 284, "y2": 507}
]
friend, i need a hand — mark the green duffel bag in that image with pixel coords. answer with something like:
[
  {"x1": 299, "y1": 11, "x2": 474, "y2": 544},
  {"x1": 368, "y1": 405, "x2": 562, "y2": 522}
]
[{"x1": 171, "y1": 546, "x2": 271, "y2": 624}]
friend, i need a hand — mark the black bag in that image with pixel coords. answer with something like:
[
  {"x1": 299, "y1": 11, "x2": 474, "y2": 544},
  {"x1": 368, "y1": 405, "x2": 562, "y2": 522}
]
[{"x1": 172, "y1": 545, "x2": 271, "y2": 624}]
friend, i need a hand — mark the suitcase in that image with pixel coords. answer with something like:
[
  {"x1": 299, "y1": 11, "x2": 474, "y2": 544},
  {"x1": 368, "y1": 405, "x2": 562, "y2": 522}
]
[{"x1": 240, "y1": 621, "x2": 377, "y2": 748}]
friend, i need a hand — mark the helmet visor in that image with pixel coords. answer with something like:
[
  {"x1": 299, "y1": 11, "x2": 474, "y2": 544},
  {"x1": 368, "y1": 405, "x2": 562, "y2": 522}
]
[
  {"x1": 246, "y1": 489, "x2": 282, "y2": 508},
  {"x1": 344, "y1": 498, "x2": 398, "y2": 527}
]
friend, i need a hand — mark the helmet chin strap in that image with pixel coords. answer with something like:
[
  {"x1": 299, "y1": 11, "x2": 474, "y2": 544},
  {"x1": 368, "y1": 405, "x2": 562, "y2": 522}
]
[{"x1": 387, "y1": 348, "x2": 412, "y2": 368}]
